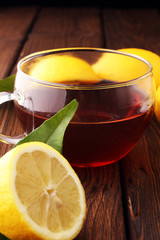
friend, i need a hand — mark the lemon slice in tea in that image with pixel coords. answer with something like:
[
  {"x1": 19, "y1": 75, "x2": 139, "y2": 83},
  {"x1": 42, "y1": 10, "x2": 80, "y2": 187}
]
[
  {"x1": 92, "y1": 50, "x2": 149, "y2": 82},
  {"x1": 28, "y1": 54, "x2": 100, "y2": 84},
  {"x1": 118, "y1": 48, "x2": 160, "y2": 89}
]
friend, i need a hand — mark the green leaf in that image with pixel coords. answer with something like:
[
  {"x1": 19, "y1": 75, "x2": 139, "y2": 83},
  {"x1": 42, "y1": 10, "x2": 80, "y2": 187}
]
[
  {"x1": 14, "y1": 99, "x2": 78, "y2": 154},
  {"x1": 0, "y1": 77, "x2": 78, "y2": 240},
  {"x1": 0, "y1": 100, "x2": 78, "y2": 240},
  {"x1": 0, "y1": 75, "x2": 15, "y2": 92}
]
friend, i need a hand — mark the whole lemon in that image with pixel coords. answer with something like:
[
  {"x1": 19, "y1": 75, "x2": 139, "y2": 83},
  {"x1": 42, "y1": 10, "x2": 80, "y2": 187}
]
[
  {"x1": 118, "y1": 48, "x2": 160, "y2": 122},
  {"x1": 155, "y1": 86, "x2": 160, "y2": 122},
  {"x1": 118, "y1": 48, "x2": 160, "y2": 89}
]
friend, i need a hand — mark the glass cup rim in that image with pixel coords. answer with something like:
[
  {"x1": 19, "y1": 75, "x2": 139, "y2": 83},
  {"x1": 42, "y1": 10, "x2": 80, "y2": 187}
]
[{"x1": 17, "y1": 47, "x2": 153, "y2": 90}]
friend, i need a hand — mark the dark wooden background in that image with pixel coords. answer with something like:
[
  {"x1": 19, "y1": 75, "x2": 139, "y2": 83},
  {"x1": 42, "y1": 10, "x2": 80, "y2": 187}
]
[{"x1": 0, "y1": 5, "x2": 160, "y2": 240}]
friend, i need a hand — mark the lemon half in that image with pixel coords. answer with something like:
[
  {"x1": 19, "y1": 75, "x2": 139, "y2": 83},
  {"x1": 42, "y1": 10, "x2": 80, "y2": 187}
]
[
  {"x1": 0, "y1": 142, "x2": 86, "y2": 240},
  {"x1": 92, "y1": 49, "x2": 150, "y2": 82},
  {"x1": 28, "y1": 54, "x2": 100, "y2": 84}
]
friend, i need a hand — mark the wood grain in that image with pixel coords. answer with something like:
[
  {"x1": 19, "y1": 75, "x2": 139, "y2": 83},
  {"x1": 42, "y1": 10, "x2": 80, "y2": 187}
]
[
  {"x1": 120, "y1": 118, "x2": 160, "y2": 239},
  {"x1": 102, "y1": 8, "x2": 160, "y2": 239},
  {"x1": 102, "y1": 9, "x2": 160, "y2": 54},
  {"x1": 0, "y1": 7, "x2": 126, "y2": 240},
  {"x1": 1, "y1": 6, "x2": 160, "y2": 240},
  {"x1": 0, "y1": 7, "x2": 38, "y2": 77},
  {"x1": 75, "y1": 165, "x2": 126, "y2": 240},
  {"x1": 20, "y1": 7, "x2": 104, "y2": 57},
  {"x1": 0, "y1": 7, "x2": 38, "y2": 156}
]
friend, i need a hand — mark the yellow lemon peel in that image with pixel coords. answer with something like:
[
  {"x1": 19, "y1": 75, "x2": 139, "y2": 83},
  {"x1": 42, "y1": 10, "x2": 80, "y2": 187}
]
[
  {"x1": 28, "y1": 54, "x2": 100, "y2": 84},
  {"x1": 0, "y1": 142, "x2": 86, "y2": 240}
]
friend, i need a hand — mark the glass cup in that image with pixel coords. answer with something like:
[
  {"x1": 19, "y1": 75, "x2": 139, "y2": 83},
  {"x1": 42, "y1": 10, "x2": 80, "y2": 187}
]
[{"x1": 0, "y1": 48, "x2": 156, "y2": 167}]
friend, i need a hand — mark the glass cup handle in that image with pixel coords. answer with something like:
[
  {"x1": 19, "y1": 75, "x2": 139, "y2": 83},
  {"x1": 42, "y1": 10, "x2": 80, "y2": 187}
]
[{"x1": 0, "y1": 92, "x2": 26, "y2": 145}]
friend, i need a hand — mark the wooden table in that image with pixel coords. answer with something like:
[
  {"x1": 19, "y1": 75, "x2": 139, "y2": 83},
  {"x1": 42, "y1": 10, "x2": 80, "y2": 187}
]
[{"x1": 0, "y1": 6, "x2": 160, "y2": 240}]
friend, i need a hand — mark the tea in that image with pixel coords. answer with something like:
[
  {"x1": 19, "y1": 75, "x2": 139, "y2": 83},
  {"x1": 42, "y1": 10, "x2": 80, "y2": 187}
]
[
  {"x1": 14, "y1": 80, "x2": 154, "y2": 167},
  {"x1": 63, "y1": 110, "x2": 153, "y2": 167}
]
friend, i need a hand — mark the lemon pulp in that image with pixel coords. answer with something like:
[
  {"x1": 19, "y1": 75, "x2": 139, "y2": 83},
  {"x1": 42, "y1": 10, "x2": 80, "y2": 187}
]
[{"x1": 0, "y1": 142, "x2": 86, "y2": 240}]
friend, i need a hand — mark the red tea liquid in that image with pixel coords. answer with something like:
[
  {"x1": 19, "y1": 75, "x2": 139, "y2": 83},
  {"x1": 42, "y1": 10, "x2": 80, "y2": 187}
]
[
  {"x1": 14, "y1": 81, "x2": 154, "y2": 167},
  {"x1": 63, "y1": 110, "x2": 153, "y2": 167}
]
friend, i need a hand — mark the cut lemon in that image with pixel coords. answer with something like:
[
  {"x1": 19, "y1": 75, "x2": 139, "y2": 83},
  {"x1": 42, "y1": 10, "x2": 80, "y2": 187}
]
[
  {"x1": 92, "y1": 50, "x2": 149, "y2": 82},
  {"x1": 0, "y1": 142, "x2": 86, "y2": 240},
  {"x1": 28, "y1": 54, "x2": 100, "y2": 84},
  {"x1": 118, "y1": 48, "x2": 160, "y2": 122}
]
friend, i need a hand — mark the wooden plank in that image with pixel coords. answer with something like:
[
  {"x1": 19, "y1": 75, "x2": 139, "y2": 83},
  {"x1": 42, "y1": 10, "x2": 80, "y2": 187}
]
[
  {"x1": 18, "y1": 7, "x2": 104, "y2": 58},
  {"x1": 121, "y1": 118, "x2": 160, "y2": 239},
  {"x1": 10, "y1": 7, "x2": 126, "y2": 240},
  {"x1": 0, "y1": 7, "x2": 39, "y2": 157},
  {"x1": 103, "y1": 8, "x2": 160, "y2": 239},
  {"x1": 75, "y1": 165, "x2": 126, "y2": 240},
  {"x1": 102, "y1": 9, "x2": 160, "y2": 54},
  {"x1": 0, "y1": 40, "x2": 21, "y2": 78},
  {"x1": 0, "y1": 7, "x2": 39, "y2": 41},
  {"x1": 31, "y1": 7, "x2": 103, "y2": 37},
  {"x1": 0, "y1": 7, "x2": 38, "y2": 77}
]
